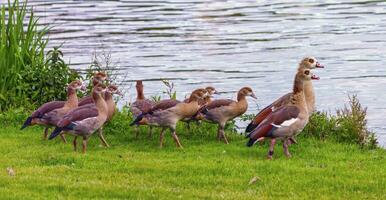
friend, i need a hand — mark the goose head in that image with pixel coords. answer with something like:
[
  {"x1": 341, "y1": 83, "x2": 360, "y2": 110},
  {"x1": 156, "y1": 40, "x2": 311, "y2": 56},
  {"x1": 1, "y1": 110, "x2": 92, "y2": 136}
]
[
  {"x1": 92, "y1": 72, "x2": 108, "y2": 86},
  {"x1": 107, "y1": 85, "x2": 122, "y2": 96},
  {"x1": 68, "y1": 80, "x2": 86, "y2": 91},
  {"x1": 189, "y1": 88, "x2": 209, "y2": 102},
  {"x1": 297, "y1": 68, "x2": 320, "y2": 81},
  {"x1": 238, "y1": 87, "x2": 257, "y2": 99},
  {"x1": 299, "y1": 57, "x2": 324, "y2": 69},
  {"x1": 93, "y1": 84, "x2": 107, "y2": 97},
  {"x1": 205, "y1": 86, "x2": 218, "y2": 96}
]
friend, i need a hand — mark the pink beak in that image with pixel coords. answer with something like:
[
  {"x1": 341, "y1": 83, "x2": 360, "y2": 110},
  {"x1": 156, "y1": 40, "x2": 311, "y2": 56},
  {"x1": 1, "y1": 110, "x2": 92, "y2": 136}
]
[
  {"x1": 311, "y1": 74, "x2": 320, "y2": 80},
  {"x1": 316, "y1": 62, "x2": 324, "y2": 68},
  {"x1": 80, "y1": 85, "x2": 87, "y2": 91}
]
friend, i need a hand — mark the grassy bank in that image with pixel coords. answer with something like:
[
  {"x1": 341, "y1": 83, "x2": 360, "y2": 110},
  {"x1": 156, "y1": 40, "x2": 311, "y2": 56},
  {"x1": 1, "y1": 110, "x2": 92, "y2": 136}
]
[{"x1": 0, "y1": 124, "x2": 385, "y2": 199}]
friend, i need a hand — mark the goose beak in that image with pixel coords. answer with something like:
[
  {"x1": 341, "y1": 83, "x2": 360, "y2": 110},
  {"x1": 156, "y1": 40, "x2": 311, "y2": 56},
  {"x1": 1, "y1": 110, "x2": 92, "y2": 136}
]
[
  {"x1": 316, "y1": 62, "x2": 324, "y2": 68},
  {"x1": 117, "y1": 90, "x2": 123, "y2": 97},
  {"x1": 250, "y1": 93, "x2": 257, "y2": 99},
  {"x1": 311, "y1": 74, "x2": 320, "y2": 80},
  {"x1": 80, "y1": 84, "x2": 87, "y2": 91}
]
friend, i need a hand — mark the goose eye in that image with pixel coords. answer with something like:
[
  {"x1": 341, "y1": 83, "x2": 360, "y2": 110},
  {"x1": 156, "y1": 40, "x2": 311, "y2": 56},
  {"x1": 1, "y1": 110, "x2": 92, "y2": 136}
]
[
  {"x1": 304, "y1": 70, "x2": 310, "y2": 75},
  {"x1": 308, "y1": 58, "x2": 314, "y2": 63}
]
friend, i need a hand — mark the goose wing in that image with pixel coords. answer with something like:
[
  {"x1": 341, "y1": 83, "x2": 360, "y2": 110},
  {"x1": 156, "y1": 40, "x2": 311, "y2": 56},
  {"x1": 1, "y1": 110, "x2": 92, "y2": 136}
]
[
  {"x1": 246, "y1": 105, "x2": 300, "y2": 146},
  {"x1": 245, "y1": 92, "x2": 292, "y2": 133}
]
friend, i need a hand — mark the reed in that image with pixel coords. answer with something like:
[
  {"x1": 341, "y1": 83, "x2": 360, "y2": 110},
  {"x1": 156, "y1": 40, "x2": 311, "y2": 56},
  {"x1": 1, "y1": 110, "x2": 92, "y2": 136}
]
[{"x1": 0, "y1": 0, "x2": 48, "y2": 110}]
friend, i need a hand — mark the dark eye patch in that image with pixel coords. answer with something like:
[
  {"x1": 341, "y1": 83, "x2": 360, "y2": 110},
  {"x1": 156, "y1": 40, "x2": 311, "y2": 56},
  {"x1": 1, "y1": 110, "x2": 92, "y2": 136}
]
[
  {"x1": 304, "y1": 70, "x2": 310, "y2": 75},
  {"x1": 308, "y1": 58, "x2": 314, "y2": 63}
]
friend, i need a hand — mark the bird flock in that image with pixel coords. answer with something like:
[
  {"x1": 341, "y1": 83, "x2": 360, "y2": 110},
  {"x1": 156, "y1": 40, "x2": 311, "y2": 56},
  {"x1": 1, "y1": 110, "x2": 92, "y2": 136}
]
[{"x1": 21, "y1": 57, "x2": 323, "y2": 159}]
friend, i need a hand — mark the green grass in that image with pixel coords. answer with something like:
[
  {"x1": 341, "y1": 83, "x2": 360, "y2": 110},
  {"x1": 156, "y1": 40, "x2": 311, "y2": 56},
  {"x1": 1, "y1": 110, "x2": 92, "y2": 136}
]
[
  {"x1": 0, "y1": 0, "x2": 48, "y2": 110},
  {"x1": 0, "y1": 125, "x2": 385, "y2": 199}
]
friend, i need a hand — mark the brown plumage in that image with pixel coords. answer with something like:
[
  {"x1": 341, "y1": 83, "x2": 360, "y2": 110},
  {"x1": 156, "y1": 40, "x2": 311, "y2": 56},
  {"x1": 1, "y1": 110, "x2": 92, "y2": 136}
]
[
  {"x1": 247, "y1": 68, "x2": 319, "y2": 159},
  {"x1": 49, "y1": 84, "x2": 109, "y2": 153},
  {"x1": 245, "y1": 93, "x2": 291, "y2": 133},
  {"x1": 105, "y1": 85, "x2": 120, "y2": 121},
  {"x1": 182, "y1": 86, "x2": 218, "y2": 132},
  {"x1": 199, "y1": 87, "x2": 257, "y2": 144},
  {"x1": 150, "y1": 99, "x2": 181, "y2": 113},
  {"x1": 245, "y1": 57, "x2": 323, "y2": 133},
  {"x1": 245, "y1": 57, "x2": 324, "y2": 146},
  {"x1": 55, "y1": 84, "x2": 120, "y2": 146},
  {"x1": 130, "y1": 81, "x2": 156, "y2": 137},
  {"x1": 202, "y1": 99, "x2": 233, "y2": 110},
  {"x1": 131, "y1": 88, "x2": 208, "y2": 148},
  {"x1": 130, "y1": 99, "x2": 182, "y2": 126},
  {"x1": 183, "y1": 86, "x2": 217, "y2": 106},
  {"x1": 78, "y1": 72, "x2": 108, "y2": 106},
  {"x1": 131, "y1": 81, "x2": 156, "y2": 114},
  {"x1": 21, "y1": 80, "x2": 84, "y2": 142},
  {"x1": 78, "y1": 96, "x2": 94, "y2": 107}
]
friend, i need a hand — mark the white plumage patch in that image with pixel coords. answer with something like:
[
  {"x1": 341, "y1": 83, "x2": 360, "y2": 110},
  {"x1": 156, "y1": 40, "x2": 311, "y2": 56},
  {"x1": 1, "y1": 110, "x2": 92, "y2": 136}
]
[{"x1": 271, "y1": 118, "x2": 299, "y2": 127}]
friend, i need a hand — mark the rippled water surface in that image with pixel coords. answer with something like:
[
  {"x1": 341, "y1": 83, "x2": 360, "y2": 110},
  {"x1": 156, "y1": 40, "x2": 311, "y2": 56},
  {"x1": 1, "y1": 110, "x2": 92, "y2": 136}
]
[{"x1": 18, "y1": 0, "x2": 386, "y2": 146}]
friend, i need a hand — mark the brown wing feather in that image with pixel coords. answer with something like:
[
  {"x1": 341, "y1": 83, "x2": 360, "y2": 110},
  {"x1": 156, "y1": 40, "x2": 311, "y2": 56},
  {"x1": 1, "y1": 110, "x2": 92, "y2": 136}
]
[
  {"x1": 271, "y1": 106, "x2": 300, "y2": 125},
  {"x1": 250, "y1": 104, "x2": 273, "y2": 127},
  {"x1": 246, "y1": 92, "x2": 292, "y2": 132},
  {"x1": 132, "y1": 99, "x2": 155, "y2": 115},
  {"x1": 205, "y1": 99, "x2": 234, "y2": 110},
  {"x1": 58, "y1": 105, "x2": 98, "y2": 127},
  {"x1": 31, "y1": 101, "x2": 65, "y2": 118},
  {"x1": 184, "y1": 97, "x2": 207, "y2": 105},
  {"x1": 272, "y1": 92, "x2": 292, "y2": 109},
  {"x1": 249, "y1": 106, "x2": 300, "y2": 139},
  {"x1": 150, "y1": 99, "x2": 181, "y2": 112},
  {"x1": 78, "y1": 96, "x2": 94, "y2": 106}
]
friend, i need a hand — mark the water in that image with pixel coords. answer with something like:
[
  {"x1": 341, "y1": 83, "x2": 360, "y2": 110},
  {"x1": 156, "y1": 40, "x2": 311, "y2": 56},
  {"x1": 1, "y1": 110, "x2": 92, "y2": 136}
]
[{"x1": 15, "y1": 0, "x2": 386, "y2": 146}]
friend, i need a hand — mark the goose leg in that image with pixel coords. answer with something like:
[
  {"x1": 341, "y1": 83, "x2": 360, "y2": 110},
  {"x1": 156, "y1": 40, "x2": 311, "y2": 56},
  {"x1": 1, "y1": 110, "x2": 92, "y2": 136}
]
[
  {"x1": 43, "y1": 127, "x2": 49, "y2": 140},
  {"x1": 60, "y1": 133, "x2": 67, "y2": 143},
  {"x1": 159, "y1": 128, "x2": 166, "y2": 148},
  {"x1": 135, "y1": 126, "x2": 139, "y2": 138},
  {"x1": 98, "y1": 128, "x2": 109, "y2": 147},
  {"x1": 148, "y1": 127, "x2": 153, "y2": 138},
  {"x1": 186, "y1": 121, "x2": 192, "y2": 134},
  {"x1": 73, "y1": 136, "x2": 78, "y2": 152},
  {"x1": 196, "y1": 120, "x2": 200, "y2": 126},
  {"x1": 216, "y1": 126, "x2": 221, "y2": 141},
  {"x1": 196, "y1": 120, "x2": 202, "y2": 134},
  {"x1": 267, "y1": 139, "x2": 276, "y2": 160},
  {"x1": 288, "y1": 137, "x2": 297, "y2": 145},
  {"x1": 283, "y1": 139, "x2": 292, "y2": 158},
  {"x1": 220, "y1": 130, "x2": 229, "y2": 144},
  {"x1": 82, "y1": 137, "x2": 89, "y2": 154},
  {"x1": 219, "y1": 124, "x2": 229, "y2": 144},
  {"x1": 171, "y1": 128, "x2": 183, "y2": 148}
]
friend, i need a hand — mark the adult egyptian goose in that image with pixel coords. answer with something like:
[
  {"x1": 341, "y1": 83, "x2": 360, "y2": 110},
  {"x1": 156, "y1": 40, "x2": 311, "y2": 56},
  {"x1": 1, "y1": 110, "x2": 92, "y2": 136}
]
[
  {"x1": 198, "y1": 87, "x2": 257, "y2": 144},
  {"x1": 51, "y1": 84, "x2": 121, "y2": 147},
  {"x1": 21, "y1": 80, "x2": 85, "y2": 141},
  {"x1": 48, "y1": 84, "x2": 109, "y2": 153},
  {"x1": 105, "y1": 85, "x2": 121, "y2": 121},
  {"x1": 182, "y1": 86, "x2": 218, "y2": 132},
  {"x1": 130, "y1": 80, "x2": 156, "y2": 137},
  {"x1": 245, "y1": 57, "x2": 323, "y2": 133},
  {"x1": 246, "y1": 68, "x2": 319, "y2": 159},
  {"x1": 78, "y1": 72, "x2": 108, "y2": 106},
  {"x1": 130, "y1": 89, "x2": 208, "y2": 148}
]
